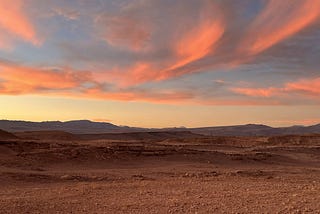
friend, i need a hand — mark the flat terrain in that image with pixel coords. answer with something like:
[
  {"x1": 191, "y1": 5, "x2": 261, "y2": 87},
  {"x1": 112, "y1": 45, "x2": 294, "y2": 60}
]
[{"x1": 1, "y1": 132, "x2": 320, "y2": 213}]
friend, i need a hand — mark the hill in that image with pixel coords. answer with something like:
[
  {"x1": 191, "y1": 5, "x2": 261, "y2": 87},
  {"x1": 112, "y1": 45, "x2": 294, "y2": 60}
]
[
  {"x1": 0, "y1": 120, "x2": 144, "y2": 134},
  {"x1": 189, "y1": 124, "x2": 320, "y2": 136},
  {"x1": 1, "y1": 120, "x2": 320, "y2": 136}
]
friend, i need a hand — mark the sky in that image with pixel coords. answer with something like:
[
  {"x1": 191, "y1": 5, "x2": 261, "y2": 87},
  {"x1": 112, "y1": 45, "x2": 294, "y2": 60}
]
[{"x1": 1, "y1": 0, "x2": 320, "y2": 128}]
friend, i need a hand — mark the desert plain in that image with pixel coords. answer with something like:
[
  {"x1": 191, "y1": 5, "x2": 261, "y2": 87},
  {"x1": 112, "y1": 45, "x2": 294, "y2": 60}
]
[{"x1": 0, "y1": 130, "x2": 320, "y2": 213}]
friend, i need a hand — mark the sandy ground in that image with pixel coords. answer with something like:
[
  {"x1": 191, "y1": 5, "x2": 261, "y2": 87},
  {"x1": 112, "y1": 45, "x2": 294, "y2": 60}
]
[{"x1": 0, "y1": 135, "x2": 320, "y2": 213}]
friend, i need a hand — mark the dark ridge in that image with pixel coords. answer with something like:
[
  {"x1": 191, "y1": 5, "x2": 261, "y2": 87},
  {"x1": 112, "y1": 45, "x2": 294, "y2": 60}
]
[
  {"x1": 0, "y1": 129, "x2": 18, "y2": 140},
  {"x1": 14, "y1": 131, "x2": 78, "y2": 141},
  {"x1": 77, "y1": 131, "x2": 203, "y2": 141},
  {"x1": 1, "y1": 120, "x2": 320, "y2": 136}
]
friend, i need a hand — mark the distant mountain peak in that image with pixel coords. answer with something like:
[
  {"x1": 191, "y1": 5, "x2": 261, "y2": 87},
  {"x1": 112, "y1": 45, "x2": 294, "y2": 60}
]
[
  {"x1": 243, "y1": 124, "x2": 272, "y2": 128},
  {"x1": 65, "y1": 120, "x2": 94, "y2": 123}
]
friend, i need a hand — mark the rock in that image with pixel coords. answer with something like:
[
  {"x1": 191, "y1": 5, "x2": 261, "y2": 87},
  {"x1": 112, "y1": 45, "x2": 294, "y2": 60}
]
[{"x1": 60, "y1": 175, "x2": 73, "y2": 180}]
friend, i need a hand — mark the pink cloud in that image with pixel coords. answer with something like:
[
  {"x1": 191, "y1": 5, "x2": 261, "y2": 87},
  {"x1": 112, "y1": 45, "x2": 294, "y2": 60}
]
[
  {"x1": 169, "y1": 3, "x2": 225, "y2": 70},
  {"x1": 0, "y1": 61, "x2": 195, "y2": 104},
  {"x1": 78, "y1": 88, "x2": 194, "y2": 104},
  {"x1": 0, "y1": 62, "x2": 91, "y2": 94},
  {"x1": 92, "y1": 2, "x2": 226, "y2": 87},
  {"x1": 231, "y1": 87, "x2": 279, "y2": 97},
  {"x1": 3, "y1": 61, "x2": 320, "y2": 106},
  {"x1": 240, "y1": 0, "x2": 320, "y2": 55},
  {"x1": 1, "y1": 0, "x2": 320, "y2": 109},
  {"x1": 0, "y1": 0, "x2": 40, "y2": 46},
  {"x1": 97, "y1": 14, "x2": 151, "y2": 51},
  {"x1": 92, "y1": 62, "x2": 159, "y2": 87},
  {"x1": 231, "y1": 77, "x2": 320, "y2": 99},
  {"x1": 285, "y1": 78, "x2": 320, "y2": 95}
]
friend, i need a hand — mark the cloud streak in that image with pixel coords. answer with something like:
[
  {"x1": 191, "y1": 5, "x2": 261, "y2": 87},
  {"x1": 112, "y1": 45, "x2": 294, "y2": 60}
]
[
  {"x1": 0, "y1": 0, "x2": 40, "y2": 46},
  {"x1": 2, "y1": 60, "x2": 320, "y2": 106},
  {"x1": 240, "y1": 0, "x2": 320, "y2": 55},
  {"x1": 92, "y1": 1, "x2": 226, "y2": 87},
  {"x1": 169, "y1": 2, "x2": 224, "y2": 70},
  {"x1": 1, "y1": 0, "x2": 320, "y2": 107},
  {"x1": 0, "y1": 61, "x2": 91, "y2": 94},
  {"x1": 97, "y1": 14, "x2": 151, "y2": 51},
  {"x1": 0, "y1": 60, "x2": 195, "y2": 104},
  {"x1": 231, "y1": 77, "x2": 320, "y2": 99}
]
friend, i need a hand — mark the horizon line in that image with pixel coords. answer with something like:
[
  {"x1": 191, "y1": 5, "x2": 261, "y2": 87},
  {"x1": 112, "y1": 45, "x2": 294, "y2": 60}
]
[{"x1": 1, "y1": 118, "x2": 318, "y2": 129}]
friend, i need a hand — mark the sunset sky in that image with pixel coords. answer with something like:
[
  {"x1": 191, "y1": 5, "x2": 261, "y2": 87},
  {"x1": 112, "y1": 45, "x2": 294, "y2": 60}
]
[{"x1": 1, "y1": 0, "x2": 320, "y2": 128}]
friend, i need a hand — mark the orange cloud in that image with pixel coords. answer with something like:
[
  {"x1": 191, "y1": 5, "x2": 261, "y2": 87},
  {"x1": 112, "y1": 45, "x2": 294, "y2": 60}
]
[
  {"x1": 241, "y1": 0, "x2": 320, "y2": 55},
  {"x1": 92, "y1": 62, "x2": 160, "y2": 87},
  {"x1": 0, "y1": 0, "x2": 39, "y2": 45},
  {"x1": 94, "y1": 2, "x2": 225, "y2": 87},
  {"x1": 91, "y1": 0, "x2": 320, "y2": 88},
  {"x1": 3, "y1": 61, "x2": 320, "y2": 106},
  {"x1": 199, "y1": 99, "x2": 282, "y2": 106},
  {"x1": 0, "y1": 61, "x2": 195, "y2": 104},
  {"x1": 119, "y1": 62, "x2": 161, "y2": 86},
  {"x1": 0, "y1": 63, "x2": 91, "y2": 94},
  {"x1": 170, "y1": 17, "x2": 224, "y2": 70},
  {"x1": 231, "y1": 87, "x2": 278, "y2": 97},
  {"x1": 231, "y1": 77, "x2": 320, "y2": 99},
  {"x1": 285, "y1": 77, "x2": 320, "y2": 95},
  {"x1": 98, "y1": 15, "x2": 151, "y2": 51},
  {"x1": 79, "y1": 88, "x2": 194, "y2": 104}
]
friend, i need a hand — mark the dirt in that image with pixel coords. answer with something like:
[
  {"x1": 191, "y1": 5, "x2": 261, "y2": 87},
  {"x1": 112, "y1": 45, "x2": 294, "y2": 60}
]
[
  {"x1": 0, "y1": 134, "x2": 320, "y2": 213},
  {"x1": 0, "y1": 129, "x2": 18, "y2": 140}
]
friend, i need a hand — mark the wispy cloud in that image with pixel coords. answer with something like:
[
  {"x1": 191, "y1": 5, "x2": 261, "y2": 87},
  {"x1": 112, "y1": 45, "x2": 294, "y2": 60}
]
[
  {"x1": 96, "y1": 14, "x2": 151, "y2": 51},
  {"x1": 0, "y1": 61, "x2": 91, "y2": 94},
  {"x1": 1, "y1": 0, "x2": 320, "y2": 108},
  {"x1": 52, "y1": 8, "x2": 80, "y2": 20},
  {"x1": 169, "y1": 1, "x2": 224, "y2": 70},
  {"x1": 231, "y1": 87, "x2": 278, "y2": 98},
  {"x1": 0, "y1": 0, "x2": 40, "y2": 47},
  {"x1": 240, "y1": 0, "x2": 320, "y2": 55},
  {"x1": 285, "y1": 77, "x2": 320, "y2": 95},
  {"x1": 0, "y1": 60, "x2": 195, "y2": 104},
  {"x1": 231, "y1": 77, "x2": 320, "y2": 99}
]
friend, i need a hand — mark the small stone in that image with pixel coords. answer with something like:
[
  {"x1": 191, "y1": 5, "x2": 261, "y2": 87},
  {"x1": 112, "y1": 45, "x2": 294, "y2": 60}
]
[{"x1": 60, "y1": 175, "x2": 72, "y2": 180}]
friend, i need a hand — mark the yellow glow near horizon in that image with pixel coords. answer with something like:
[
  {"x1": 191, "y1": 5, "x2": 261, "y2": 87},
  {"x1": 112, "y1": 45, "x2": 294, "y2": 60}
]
[{"x1": 1, "y1": 95, "x2": 320, "y2": 128}]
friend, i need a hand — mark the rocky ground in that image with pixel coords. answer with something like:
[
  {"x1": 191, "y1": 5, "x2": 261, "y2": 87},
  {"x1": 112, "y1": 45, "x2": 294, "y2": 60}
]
[{"x1": 0, "y1": 134, "x2": 320, "y2": 213}]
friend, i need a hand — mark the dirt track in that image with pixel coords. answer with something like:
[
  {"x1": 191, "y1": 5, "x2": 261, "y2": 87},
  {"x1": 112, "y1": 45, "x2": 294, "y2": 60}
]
[{"x1": 1, "y1": 134, "x2": 320, "y2": 213}]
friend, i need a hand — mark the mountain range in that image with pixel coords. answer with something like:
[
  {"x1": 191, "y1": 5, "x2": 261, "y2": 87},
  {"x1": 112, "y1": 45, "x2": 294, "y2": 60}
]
[{"x1": 0, "y1": 119, "x2": 320, "y2": 136}]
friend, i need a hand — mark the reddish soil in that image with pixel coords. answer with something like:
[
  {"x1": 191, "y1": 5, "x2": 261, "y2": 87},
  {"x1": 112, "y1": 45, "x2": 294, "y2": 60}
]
[{"x1": 0, "y1": 133, "x2": 319, "y2": 213}]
